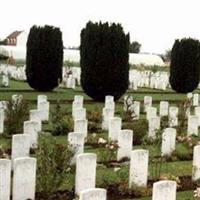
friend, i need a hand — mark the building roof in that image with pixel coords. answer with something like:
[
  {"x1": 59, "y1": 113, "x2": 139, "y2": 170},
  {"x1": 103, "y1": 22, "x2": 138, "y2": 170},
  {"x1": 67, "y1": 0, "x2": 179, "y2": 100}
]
[{"x1": 6, "y1": 31, "x2": 23, "y2": 39}]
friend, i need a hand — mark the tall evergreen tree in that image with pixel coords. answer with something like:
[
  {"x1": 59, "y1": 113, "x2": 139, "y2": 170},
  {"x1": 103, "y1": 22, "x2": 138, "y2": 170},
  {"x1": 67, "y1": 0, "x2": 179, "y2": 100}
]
[
  {"x1": 26, "y1": 25, "x2": 63, "y2": 91},
  {"x1": 80, "y1": 21, "x2": 130, "y2": 101},
  {"x1": 169, "y1": 38, "x2": 200, "y2": 93}
]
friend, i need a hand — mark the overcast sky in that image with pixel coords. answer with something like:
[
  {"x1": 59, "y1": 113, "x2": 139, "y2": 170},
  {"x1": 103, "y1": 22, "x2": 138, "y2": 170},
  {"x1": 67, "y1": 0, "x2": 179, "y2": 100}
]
[{"x1": 1, "y1": 0, "x2": 200, "y2": 54}]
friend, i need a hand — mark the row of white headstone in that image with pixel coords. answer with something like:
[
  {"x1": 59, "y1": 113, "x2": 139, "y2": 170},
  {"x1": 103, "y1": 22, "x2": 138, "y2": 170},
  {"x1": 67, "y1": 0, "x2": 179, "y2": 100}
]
[
  {"x1": 1, "y1": 94, "x2": 200, "y2": 200},
  {"x1": 0, "y1": 94, "x2": 48, "y2": 200},
  {"x1": 124, "y1": 94, "x2": 200, "y2": 135},
  {"x1": 3, "y1": 142, "x2": 200, "y2": 200},
  {"x1": 0, "y1": 154, "x2": 179, "y2": 200},
  {"x1": 0, "y1": 157, "x2": 36, "y2": 200},
  {"x1": 129, "y1": 70, "x2": 169, "y2": 91},
  {"x1": 0, "y1": 94, "x2": 50, "y2": 138}
]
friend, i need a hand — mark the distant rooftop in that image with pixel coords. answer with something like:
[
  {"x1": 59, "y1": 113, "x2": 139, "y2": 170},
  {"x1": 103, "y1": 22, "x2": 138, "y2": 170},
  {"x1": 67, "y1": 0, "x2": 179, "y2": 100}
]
[{"x1": 6, "y1": 31, "x2": 23, "y2": 39}]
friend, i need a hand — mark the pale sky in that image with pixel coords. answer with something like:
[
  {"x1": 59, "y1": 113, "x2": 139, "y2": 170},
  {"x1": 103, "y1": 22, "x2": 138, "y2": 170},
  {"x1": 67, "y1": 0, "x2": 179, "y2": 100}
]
[{"x1": 1, "y1": 0, "x2": 200, "y2": 54}]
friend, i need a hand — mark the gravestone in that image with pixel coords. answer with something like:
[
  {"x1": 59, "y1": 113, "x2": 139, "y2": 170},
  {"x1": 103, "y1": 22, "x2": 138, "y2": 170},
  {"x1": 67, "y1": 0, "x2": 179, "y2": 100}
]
[
  {"x1": 73, "y1": 108, "x2": 86, "y2": 121},
  {"x1": 192, "y1": 145, "x2": 200, "y2": 181},
  {"x1": 193, "y1": 94, "x2": 199, "y2": 106},
  {"x1": 102, "y1": 108, "x2": 114, "y2": 130},
  {"x1": 146, "y1": 107, "x2": 157, "y2": 121},
  {"x1": 37, "y1": 101, "x2": 50, "y2": 121},
  {"x1": 187, "y1": 115, "x2": 198, "y2": 136},
  {"x1": 161, "y1": 128, "x2": 176, "y2": 156},
  {"x1": 68, "y1": 132, "x2": 85, "y2": 161},
  {"x1": 29, "y1": 109, "x2": 42, "y2": 131},
  {"x1": 0, "y1": 159, "x2": 11, "y2": 200},
  {"x1": 79, "y1": 188, "x2": 107, "y2": 200},
  {"x1": 148, "y1": 116, "x2": 160, "y2": 138},
  {"x1": 117, "y1": 129, "x2": 133, "y2": 161},
  {"x1": 74, "y1": 119, "x2": 88, "y2": 137},
  {"x1": 159, "y1": 101, "x2": 169, "y2": 116},
  {"x1": 37, "y1": 95, "x2": 47, "y2": 106},
  {"x1": 194, "y1": 106, "x2": 200, "y2": 126},
  {"x1": 75, "y1": 153, "x2": 97, "y2": 195},
  {"x1": 133, "y1": 101, "x2": 140, "y2": 120},
  {"x1": 169, "y1": 107, "x2": 178, "y2": 127},
  {"x1": 152, "y1": 180, "x2": 177, "y2": 200},
  {"x1": 0, "y1": 109, "x2": 4, "y2": 134},
  {"x1": 129, "y1": 150, "x2": 149, "y2": 188},
  {"x1": 11, "y1": 134, "x2": 30, "y2": 165},
  {"x1": 144, "y1": 96, "x2": 152, "y2": 112},
  {"x1": 23, "y1": 120, "x2": 39, "y2": 148},
  {"x1": 13, "y1": 157, "x2": 37, "y2": 200},
  {"x1": 108, "y1": 117, "x2": 122, "y2": 141}
]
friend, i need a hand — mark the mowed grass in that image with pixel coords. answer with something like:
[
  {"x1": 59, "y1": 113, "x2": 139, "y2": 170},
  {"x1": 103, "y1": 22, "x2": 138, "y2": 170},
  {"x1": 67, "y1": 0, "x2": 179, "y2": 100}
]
[{"x1": 1, "y1": 80, "x2": 198, "y2": 102}]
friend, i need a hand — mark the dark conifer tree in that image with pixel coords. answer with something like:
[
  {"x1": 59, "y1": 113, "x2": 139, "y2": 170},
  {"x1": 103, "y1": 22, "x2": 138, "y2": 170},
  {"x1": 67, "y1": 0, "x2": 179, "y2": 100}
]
[
  {"x1": 80, "y1": 21, "x2": 130, "y2": 101},
  {"x1": 26, "y1": 25, "x2": 63, "y2": 91},
  {"x1": 170, "y1": 38, "x2": 200, "y2": 93}
]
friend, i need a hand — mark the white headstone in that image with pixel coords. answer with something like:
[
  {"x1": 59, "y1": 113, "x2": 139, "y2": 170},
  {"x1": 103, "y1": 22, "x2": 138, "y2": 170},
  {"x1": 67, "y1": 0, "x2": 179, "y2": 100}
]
[
  {"x1": 108, "y1": 117, "x2": 122, "y2": 141},
  {"x1": 152, "y1": 180, "x2": 177, "y2": 200},
  {"x1": 148, "y1": 116, "x2": 160, "y2": 138},
  {"x1": 13, "y1": 157, "x2": 37, "y2": 200},
  {"x1": 73, "y1": 108, "x2": 86, "y2": 121},
  {"x1": 102, "y1": 108, "x2": 114, "y2": 130},
  {"x1": 133, "y1": 101, "x2": 140, "y2": 120},
  {"x1": 68, "y1": 132, "x2": 85, "y2": 160},
  {"x1": 73, "y1": 96, "x2": 84, "y2": 113},
  {"x1": 0, "y1": 159, "x2": 11, "y2": 200},
  {"x1": 11, "y1": 134, "x2": 30, "y2": 165},
  {"x1": 105, "y1": 95, "x2": 115, "y2": 110},
  {"x1": 0, "y1": 101, "x2": 8, "y2": 110},
  {"x1": 12, "y1": 94, "x2": 23, "y2": 105},
  {"x1": 161, "y1": 128, "x2": 176, "y2": 156},
  {"x1": 2, "y1": 74, "x2": 9, "y2": 87},
  {"x1": 23, "y1": 120, "x2": 39, "y2": 148},
  {"x1": 159, "y1": 101, "x2": 169, "y2": 117},
  {"x1": 129, "y1": 150, "x2": 149, "y2": 188},
  {"x1": 194, "y1": 106, "x2": 200, "y2": 126},
  {"x1": 74, "y1": 95, "x2": 84, "y2": 104},
  {"x1": 146, "y1": 107, "x2": 157, "y2": 121},
  {"x1": 75, "y1": 153, "x2": 97, "y2": 195},
  {"x1": 105, "y1": 95, "x2": 114, "y2": 104},
  {"x1": 192, "y1": 145, "x2": 200, "y2": 181},
  {"x1": 37, "y1": 101, "x2": 50, "y2": 121},
  {"x1": 0, "y1": 109, "x2": 4, "y2": 134},
  {"x1": 144, "y1": 96, "x2": 152, "y2": 112},
  {"x1": 80, "y1": 188, "x2": 107, "y2": 200},
  {"x1": 187, "y1": 115, "x2": 198, "y2": 136},
  {"x1": 37, "y1": 95, "x2": 47, "y2": 106},
  {"x1": 193, "y1": 94, "x2": 199, "y2": 106},
  {"x1": 117, "y1": 129, "x2": 133, "y2": 161},
  {"x1": 169, "y1": 107, "x2": 178, "y2": 127},
  {"x1": 74, "y1": 119, "x2": 88, "y2": 137},
  {"x1": 29, "y1": 109, "x2": 42, "y2": 131}
]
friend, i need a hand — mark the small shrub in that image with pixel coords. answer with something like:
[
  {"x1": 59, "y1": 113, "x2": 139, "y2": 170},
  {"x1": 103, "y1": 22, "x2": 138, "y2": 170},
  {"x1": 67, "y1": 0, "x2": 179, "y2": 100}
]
[
  {"x1": 123, "y1": 119, "x2": 148, "y2": 145},
  {"x1": 51, "y1": 101, "x2": 73, "y2": 136},
  {"x1": 175, "y1": 143, "x2": 192, "y2": 161},
  {"x1": 160, "y1": 173, "x2": 181, "y2": 188},
  {"x1": 51, "y1": 116, "x2": 73, "y2": 136},
  {"x1": 88, "y1": 110, "x2": 102, "y2": 133},
  {"x1": 5, "y1": 99, "x2": 29, "y2": 135},
  {"x1": 87, "y1": 110, "x2": 102, "y2": 123},
  {"x1": 160, "y1": 116, "x2": 169, "y2": 130},
  {"x1": 36, "y1": 135, "x2": 74, "y2": 198},
  {"x1": 98, "y1": 140, "x2": 118, "y2": 164}
]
